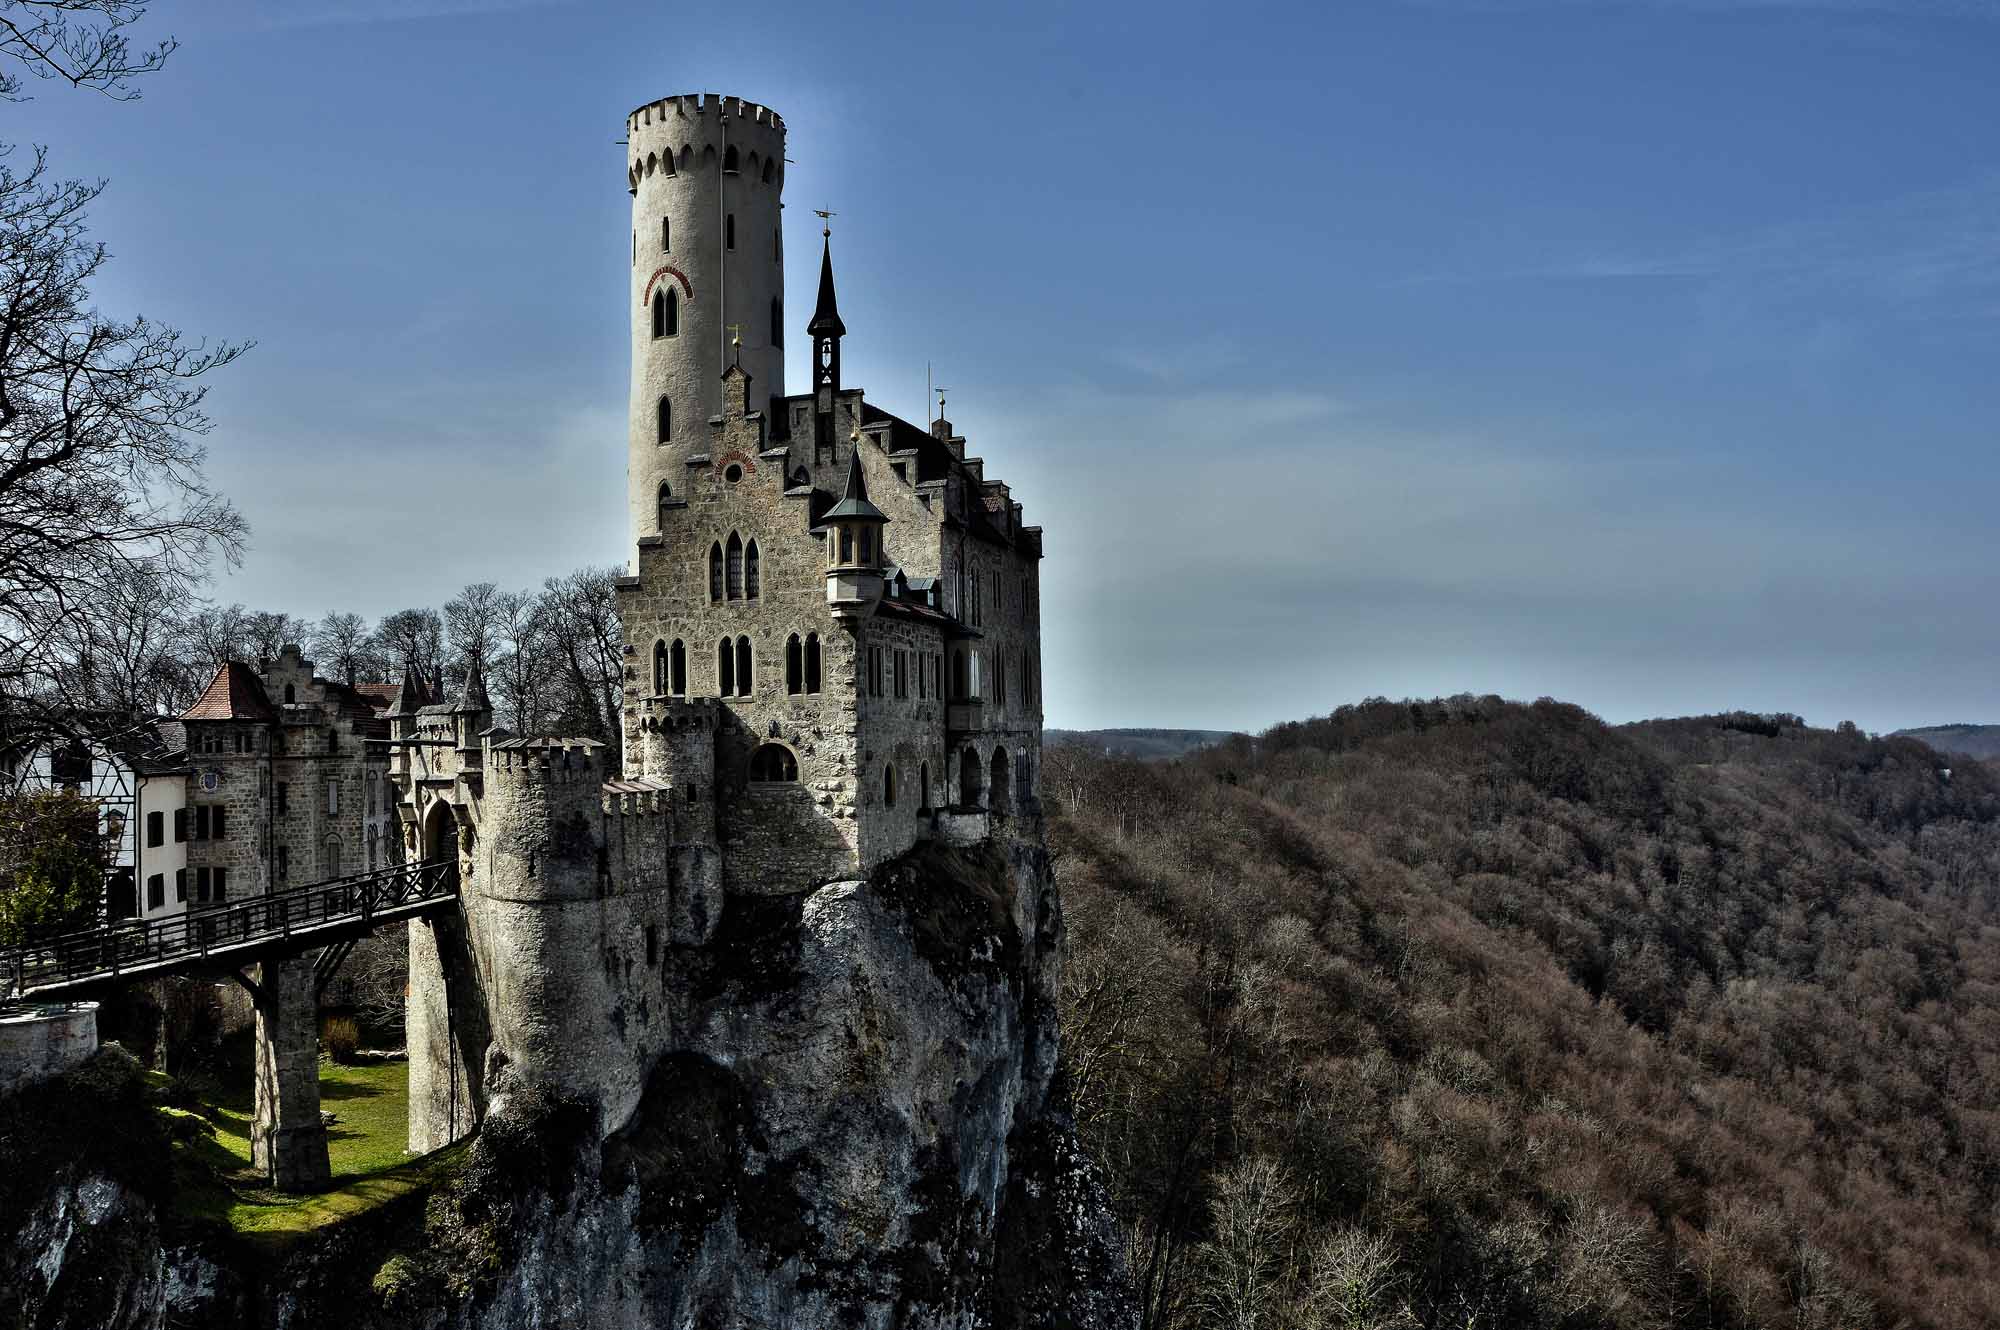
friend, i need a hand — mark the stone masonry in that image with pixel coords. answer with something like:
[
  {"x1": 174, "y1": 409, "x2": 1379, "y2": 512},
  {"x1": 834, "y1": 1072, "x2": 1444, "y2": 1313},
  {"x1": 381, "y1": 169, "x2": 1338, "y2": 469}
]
[{"x1": 390, "y1": 91, "x2": 1048, "y2": 1150}]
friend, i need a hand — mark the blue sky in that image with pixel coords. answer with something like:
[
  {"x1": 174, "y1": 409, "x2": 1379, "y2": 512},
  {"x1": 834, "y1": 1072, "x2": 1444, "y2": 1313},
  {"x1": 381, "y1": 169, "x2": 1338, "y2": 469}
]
[{"x1": 10, "y1": 0, "x2": 2000, "y2": 734}]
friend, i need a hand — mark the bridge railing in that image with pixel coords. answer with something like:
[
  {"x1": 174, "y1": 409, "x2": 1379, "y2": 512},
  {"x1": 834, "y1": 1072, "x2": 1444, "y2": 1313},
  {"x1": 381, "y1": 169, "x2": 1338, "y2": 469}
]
[{"x1": 4, "y1": 857, "x2": 459, "y2": 998}]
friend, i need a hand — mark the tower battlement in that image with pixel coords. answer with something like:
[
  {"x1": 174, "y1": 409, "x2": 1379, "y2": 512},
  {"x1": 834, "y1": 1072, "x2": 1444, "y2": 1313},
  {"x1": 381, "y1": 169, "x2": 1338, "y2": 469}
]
[{"x1": 485, "y1": 736, "x2": 610, "y2": 785}]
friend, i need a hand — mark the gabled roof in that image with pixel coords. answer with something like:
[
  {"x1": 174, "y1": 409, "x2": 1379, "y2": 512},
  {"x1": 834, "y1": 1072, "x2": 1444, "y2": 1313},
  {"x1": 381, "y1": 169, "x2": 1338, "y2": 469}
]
[{"x1": 179, "y1": 661, "x2": 275, "y2": 722}]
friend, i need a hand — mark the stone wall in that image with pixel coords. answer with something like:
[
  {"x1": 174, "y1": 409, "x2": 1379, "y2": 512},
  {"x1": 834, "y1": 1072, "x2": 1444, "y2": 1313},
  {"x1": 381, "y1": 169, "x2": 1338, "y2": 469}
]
[{"x1": 0, "y1": 1004, "x2": 97, "y2": 1095}]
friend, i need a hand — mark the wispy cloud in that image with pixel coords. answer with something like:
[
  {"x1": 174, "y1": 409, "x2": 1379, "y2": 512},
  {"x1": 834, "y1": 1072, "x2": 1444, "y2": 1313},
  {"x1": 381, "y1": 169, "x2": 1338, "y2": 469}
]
[{"x1": 1402, "y1": 171, "x2": 2000, "y2": 341}]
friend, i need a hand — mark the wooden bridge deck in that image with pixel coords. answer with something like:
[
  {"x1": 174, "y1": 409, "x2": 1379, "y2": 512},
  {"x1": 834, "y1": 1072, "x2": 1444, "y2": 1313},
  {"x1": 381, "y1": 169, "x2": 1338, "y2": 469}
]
[{"x1": 2, "y1": 858, "x2": 459, "y2": 1004}]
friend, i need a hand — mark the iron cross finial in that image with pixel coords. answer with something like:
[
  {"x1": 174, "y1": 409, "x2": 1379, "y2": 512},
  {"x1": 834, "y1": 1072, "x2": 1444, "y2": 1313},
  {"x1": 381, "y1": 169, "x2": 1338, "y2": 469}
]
[{"x1": 727, "y1": 323, "x2": 744, "y2": 347}]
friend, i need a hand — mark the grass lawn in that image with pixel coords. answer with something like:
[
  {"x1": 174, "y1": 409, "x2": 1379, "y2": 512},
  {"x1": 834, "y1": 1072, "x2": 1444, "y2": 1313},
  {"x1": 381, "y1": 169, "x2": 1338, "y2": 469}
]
[{"x1": 162, "y1": 1053, "x2": 463, "y2": 1249}]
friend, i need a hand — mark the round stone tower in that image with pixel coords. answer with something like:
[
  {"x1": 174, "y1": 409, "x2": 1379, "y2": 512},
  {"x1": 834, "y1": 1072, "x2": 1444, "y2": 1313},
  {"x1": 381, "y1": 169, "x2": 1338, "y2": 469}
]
[{"x1": 625, "y1": 93, "x2": 787, "y2": 560}]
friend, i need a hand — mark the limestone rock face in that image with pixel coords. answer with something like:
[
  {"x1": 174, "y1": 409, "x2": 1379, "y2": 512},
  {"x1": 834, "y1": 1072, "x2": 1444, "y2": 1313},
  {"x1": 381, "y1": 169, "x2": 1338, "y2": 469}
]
[
  {"x1": 0, "y1": 841, "x2": 1132, "y2": 1329},
  {"x1": 436, "y1": 838, "x2": 1134, "y2": 1330}
]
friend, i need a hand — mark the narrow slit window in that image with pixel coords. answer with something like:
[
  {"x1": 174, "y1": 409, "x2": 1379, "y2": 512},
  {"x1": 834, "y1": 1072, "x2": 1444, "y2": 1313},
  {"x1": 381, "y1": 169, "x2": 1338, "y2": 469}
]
[
  {"x1": 726, "y1": 532, "x2": 744, "y2": 600},
  {"x1": 745, "y1": 540, "x2": 760, "y2": 599},
  {"x1": 657, "y1": 396, "x2": 672, "y2": 443},
  {"x1": 661, "y1": 216, "x2": 670, "y2": 251},
  {"x1": 670, "y1": 639, "x2": 686, "y2": 695},
  {"x1": 735, "y1": 635, "x2": 752, "y2": 696},
  {"x1": 726, "y1": 213, "x2": 735, "y2": 250},
  {"x1": 786, "y1": 634, "x2": 802, "y2": 695},
  {"x1": 709, "y1": 543, "x2": 723, "y2": 601},
  {"x1": 717, "y1": 638, "x2": 734, "y2": 696},
  {"x1": 652, "y1": 288, "x2": 666, "y2": 338},
  {"x1": 653, "y1": 641, "x2": 668, "y2": 695},
  {"x1": 771, "y1": 297, "x2": 783, "y2": 349}
]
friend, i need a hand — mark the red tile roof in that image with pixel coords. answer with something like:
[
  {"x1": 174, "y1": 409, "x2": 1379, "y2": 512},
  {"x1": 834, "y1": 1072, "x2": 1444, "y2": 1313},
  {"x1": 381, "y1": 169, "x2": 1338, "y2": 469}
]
[
  {"x1": 179, "y1": 661, "x2": 275, "y2": 721},
  {"x1": 354, "y1": 683, "x2": 399, "y2": 713}
]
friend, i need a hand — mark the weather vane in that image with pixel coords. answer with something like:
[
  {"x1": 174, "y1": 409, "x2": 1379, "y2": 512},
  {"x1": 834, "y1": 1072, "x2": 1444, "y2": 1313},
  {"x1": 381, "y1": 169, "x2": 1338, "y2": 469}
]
[
  {"x1": 935, "y1": 386, "x2": 949, "y2": 423},
  {"x1": 813, "y1": 207, "x2": 836, "y2": 237},
  {"x1": 727, "y1": 323, "x2": 744, "y2": 348}
]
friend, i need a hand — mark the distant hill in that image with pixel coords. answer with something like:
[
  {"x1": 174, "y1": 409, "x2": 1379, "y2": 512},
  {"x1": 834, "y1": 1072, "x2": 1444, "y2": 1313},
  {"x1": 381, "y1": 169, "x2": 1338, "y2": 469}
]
[
  {"x1": 1892, "y1": 723, "x2": 2000, "y2": 760},
  {"x1": 1043, "y1": 727, "x2": 1236, "y2": 760}
]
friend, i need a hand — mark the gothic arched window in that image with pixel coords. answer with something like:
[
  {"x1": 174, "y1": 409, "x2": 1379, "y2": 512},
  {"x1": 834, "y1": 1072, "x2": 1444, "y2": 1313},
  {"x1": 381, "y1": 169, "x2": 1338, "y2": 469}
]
[
  {"x1": 805, "y1": 633, "x2": 821, "y2": 694},
  {"x1": 762, "y1": 156, "x2": 775, "y2": 184},
  {"x1": 745, "y1": 540, "x2": 760, "y2": 599},
  {"x1": 670, "y1": 639, "x2": 686, "y2": 695},
  {"x1": 735, "y1": 635, "x2": 752, "y2": 696},
  {"x1": 653, "y1": 640, "x2": 668, "y2": 695},
  {"x1": 709, "y1": 542, "x2": 723, "y2": 602},
  {"x1": 723, "y1": 144, "x2": 739, "y2": 174},
  {"x1": 651, "y1": 288, "x2": 666, "y2": 338},
  {"x1": 717, "y1": 637, "x2": 734, "y2": 696},
  {"x1": 786, "y1": 633, "x2": 802, "y2": 695},
  {"x1": 657, "y1": 396, "x2": 671, "y2": 443},
  {"x1": 726, "y1": 532, "x2": 744, "y2": 600}
]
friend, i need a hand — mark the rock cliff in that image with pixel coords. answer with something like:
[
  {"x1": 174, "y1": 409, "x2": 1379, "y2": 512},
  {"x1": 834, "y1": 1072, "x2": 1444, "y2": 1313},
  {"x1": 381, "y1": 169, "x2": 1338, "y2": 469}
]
[{"x1": 1, "y1": 840, "x2": 1134, "y2": 1330}]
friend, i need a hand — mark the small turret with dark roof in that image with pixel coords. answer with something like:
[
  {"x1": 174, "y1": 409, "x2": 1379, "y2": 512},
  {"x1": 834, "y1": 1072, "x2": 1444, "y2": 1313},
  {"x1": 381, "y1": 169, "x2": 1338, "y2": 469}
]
[
  {"x1": 387, "y1": 663, "x2": 433, "y2": 718},
  {"x1": 818, "y1": 447, "x2": 889, "y2": 620},
  {"x1": 452, "y1": 659, "x2": 491, "y2": 715}
]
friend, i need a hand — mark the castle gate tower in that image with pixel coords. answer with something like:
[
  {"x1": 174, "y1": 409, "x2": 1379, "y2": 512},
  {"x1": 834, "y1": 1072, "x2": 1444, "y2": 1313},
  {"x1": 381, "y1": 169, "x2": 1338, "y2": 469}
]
[{"x1": 625, "y1": 94, "x2": 787, "y2": 561}]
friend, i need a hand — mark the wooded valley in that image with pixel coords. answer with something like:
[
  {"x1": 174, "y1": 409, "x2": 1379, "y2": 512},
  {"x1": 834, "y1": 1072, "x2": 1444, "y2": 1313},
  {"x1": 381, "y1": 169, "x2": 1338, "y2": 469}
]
[{"x1": 1049, "y1": 700, "x2": 2000, "y2": 1330}]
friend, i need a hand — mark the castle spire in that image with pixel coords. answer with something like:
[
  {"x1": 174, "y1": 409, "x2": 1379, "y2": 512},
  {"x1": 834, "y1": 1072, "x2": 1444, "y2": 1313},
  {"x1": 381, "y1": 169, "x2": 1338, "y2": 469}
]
[
  {"x1": 807, "y1": 232, "x2": 845, "y2": 340},
  {"x1": 809, "y1": 227, "x2": 845, "y2": 463}
]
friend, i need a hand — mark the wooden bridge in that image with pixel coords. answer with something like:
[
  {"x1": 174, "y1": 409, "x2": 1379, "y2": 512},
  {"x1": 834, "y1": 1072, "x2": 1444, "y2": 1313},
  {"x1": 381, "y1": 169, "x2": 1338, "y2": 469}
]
[{"x1": 2, "y1": 858, "x2": 459, "y2": 1005}]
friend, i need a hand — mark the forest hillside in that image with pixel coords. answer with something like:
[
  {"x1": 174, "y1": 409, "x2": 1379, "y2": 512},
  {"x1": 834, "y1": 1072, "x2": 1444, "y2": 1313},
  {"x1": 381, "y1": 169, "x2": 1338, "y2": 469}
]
[
  {"x1": 1048, "y1": 699, "x2": 2000, "y2": 1330},
  {"x1": 1893, "y1": 724, "x2": 2000, "y2": 761}
]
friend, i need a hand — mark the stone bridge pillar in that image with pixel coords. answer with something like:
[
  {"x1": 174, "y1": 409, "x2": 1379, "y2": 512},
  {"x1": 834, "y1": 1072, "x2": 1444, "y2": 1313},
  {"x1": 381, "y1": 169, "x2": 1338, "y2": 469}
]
[{"x1": 250, "y1": 956, "x2": 330, "y2": 1192}]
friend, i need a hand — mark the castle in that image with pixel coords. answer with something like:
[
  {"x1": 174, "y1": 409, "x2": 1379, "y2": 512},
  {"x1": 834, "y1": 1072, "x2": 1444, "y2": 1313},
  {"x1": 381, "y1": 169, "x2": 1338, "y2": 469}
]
[{"x1": 387, "y1": 93, "x2": 1045, "y2": 1147}]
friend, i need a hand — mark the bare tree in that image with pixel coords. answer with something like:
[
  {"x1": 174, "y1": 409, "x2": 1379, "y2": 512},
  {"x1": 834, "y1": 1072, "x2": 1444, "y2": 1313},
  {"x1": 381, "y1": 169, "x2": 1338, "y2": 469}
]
[
  {"x1": 47, "y1": 560, "x2": 199, "y2": 719},
  {"x1": 0, "y1": 0, "x2": 174, "y2": 101},
  {"x1": 444, "y1": 580, "x2": 504, "y2": 677},
  {"x1": 491, "y1": 588, "x2": 544, "y2": 733},
  {"x1": 0, "y1": 148, "x2": 247, "y2": 745},
  {"x1": 185, "y1": 601, "x2": 253, "y2": 667},
  {"x1": 374, "y1": 606, "x2": 444, "y2": 685},
  {"x1": 243, "y1": 610, "x2": 306, "y2": 666},
  {"x1": 1191, "y1": 1156, "x2": 1298, "y2": 1330},
  {"x1": 537, "y1": 567, "x2": 622, "y2": 749},
  {"x1": 311, "y1": 610, "x2": 372, "y2": 687}
]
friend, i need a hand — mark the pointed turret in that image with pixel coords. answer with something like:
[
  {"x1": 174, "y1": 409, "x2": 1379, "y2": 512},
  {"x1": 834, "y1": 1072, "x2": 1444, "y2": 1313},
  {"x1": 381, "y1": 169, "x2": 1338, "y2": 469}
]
[
  {"x1": 452, "y1": 659, "x2": 491, "y2": 715},
  {"x1": 387, "y1": 662, "x2": 431, "y2": 717},
  {"x1": 815, "y1": 447, "x2": 889, "y2": 620},
  {"x1": 807, "y1": 234, "x2": 845, "y2": 340},
  {"x1": 809, "y1": 232, "x2": 844, "y2": 461}
]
